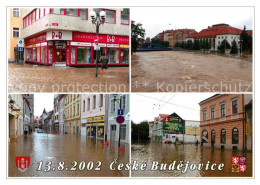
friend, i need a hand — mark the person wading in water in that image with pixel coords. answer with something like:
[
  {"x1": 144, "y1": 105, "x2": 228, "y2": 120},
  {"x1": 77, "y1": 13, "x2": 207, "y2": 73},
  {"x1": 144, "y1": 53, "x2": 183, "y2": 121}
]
[{"x1": 99, "y1": 56, "x2": 109, "y2": 75}]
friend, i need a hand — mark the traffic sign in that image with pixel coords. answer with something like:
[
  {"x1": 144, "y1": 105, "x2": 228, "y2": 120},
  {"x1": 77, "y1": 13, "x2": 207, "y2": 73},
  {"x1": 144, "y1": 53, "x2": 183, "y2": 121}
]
[
  {"x1": 18, "y1": 38, "x2": 24, "y2": 47},
  {"x1": 93, "y1": 44, "x2": 100, "y2": 50},
  {"x1": 18, "y1": 47, "x2": 23, "y2": 51},
  {"x1": 118, "y1": 109, "x2": 124, "y2": 115},
  {"x1": 116, "y1": 115, "x2": 125, "y2": 124}
]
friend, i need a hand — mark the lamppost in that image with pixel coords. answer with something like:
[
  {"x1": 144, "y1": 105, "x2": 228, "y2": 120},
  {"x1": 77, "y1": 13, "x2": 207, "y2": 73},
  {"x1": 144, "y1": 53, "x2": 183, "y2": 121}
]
[
  {"x1": 90, "y1": 10, "x2": 106, "y2": 78},
  {"x1": 113, "y1": 94, "x2": 122, "y2": 147}
]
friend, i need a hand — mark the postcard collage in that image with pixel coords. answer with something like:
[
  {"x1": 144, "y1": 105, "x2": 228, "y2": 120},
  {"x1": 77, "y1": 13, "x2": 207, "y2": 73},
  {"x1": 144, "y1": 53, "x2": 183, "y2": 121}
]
[{"x1": 6, "y1": 5, "x2": 254, "y2": 180}]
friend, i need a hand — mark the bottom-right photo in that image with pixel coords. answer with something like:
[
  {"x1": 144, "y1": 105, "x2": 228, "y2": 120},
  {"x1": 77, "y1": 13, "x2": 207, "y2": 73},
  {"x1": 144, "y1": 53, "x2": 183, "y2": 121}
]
[{"x1": 131, "y1": 93, "x2": 253, "y2": 177}]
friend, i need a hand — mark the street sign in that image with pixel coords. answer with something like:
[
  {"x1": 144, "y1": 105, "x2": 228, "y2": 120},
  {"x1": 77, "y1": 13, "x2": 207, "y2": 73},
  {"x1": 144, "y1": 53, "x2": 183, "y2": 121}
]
[
  {"x1": 117, "y1": 109, "x2": 124, "y2": 115},
  {"x1": 94, "y1": 44, "x2": 100, "y2": 50},
  {"x1": 18, "y1": 38, "x2": 24, "y2": 47},
  {"x1": 116, "y1": 115, "x2": 125, "y2": 124},
  {"x1": 18, "y1": 47, "x2": 23, "y2": 51}
]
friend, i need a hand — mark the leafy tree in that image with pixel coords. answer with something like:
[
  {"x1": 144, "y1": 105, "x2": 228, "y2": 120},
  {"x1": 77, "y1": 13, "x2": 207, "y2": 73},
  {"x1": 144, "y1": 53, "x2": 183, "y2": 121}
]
[
  {"x1": 217, "y1": 39, "x2": 231, "y2": 53},
  {"x1": 193, "y1": 39, "x2": 200, "y2": 50},
  {"x1": 131, "y1": 120, "x2": 150, "y2": 142},
  {"x1": 186, "y1": 40, "x2": 193, "y2": 50},
  {"x1": 230, "y1": 39, "x2": 238, "y2": 54},
  {"x1": 131, "y1": 21, "x2": 145, "y2": 54},
  {"x1": 239, "y1": 25, "x2": 252, "y2": 53}
]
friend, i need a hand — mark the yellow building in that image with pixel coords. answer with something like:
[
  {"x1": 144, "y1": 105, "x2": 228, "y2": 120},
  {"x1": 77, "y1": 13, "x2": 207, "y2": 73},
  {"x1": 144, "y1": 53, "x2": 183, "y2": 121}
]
[
  {"x1": 8, "y1": 8, "x2": 23, "y2": 61},
  {"x1": 64, "y1": 94, "x2": 81, "y2": 135}
]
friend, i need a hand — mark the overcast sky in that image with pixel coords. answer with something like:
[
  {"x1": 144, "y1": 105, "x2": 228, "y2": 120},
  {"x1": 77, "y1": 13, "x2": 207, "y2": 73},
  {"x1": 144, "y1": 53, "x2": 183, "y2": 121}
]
[
  {"x1": 131, "y1": 7, "x2": 253, "y2": 38},
  {"x1": 34, "y1": 94, "x2": 54, "y2": 117},
  {"x1": 131, "y1": 93, "x2": 215, "y2": 123}
]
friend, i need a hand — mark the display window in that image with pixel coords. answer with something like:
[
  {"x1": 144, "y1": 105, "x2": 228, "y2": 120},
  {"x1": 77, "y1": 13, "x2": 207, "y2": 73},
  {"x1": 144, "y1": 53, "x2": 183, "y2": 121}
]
[
  {"x1": 37, "y1": 47, "x2": 41, "y2": 62},
  {"x1": 48, "y1": 46, "x2": 53, "y2": 64},
  {"x1": 77, "y1": 47, "x2": 91, "y2": 64},
  {"x1": 71, "y1": 47, "x2": 76, "y2": 64},
  {"x1": 120, "y1": 49, "x2": 129, "y2": 64},
  {"x1": 41, "y1": 47, "x2": 47, "y2": 63},
  {"x1": 107, "y1": 48, "x2": 119, "y2": 64}
]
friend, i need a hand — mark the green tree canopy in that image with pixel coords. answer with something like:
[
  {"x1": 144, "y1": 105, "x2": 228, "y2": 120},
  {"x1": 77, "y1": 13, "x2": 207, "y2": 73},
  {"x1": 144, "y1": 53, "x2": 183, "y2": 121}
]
[
  {"x1": 230, "y1": 39, "x2": 239, "y2": 54},
  {"x1": 131, "y1": 21, "x2": 145, "y2": 54}
]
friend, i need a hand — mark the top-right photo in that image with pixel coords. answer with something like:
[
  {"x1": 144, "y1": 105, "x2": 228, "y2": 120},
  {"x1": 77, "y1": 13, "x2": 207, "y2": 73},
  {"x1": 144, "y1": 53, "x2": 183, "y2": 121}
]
[{"x1": 131, "y1": 7, "x2": 253, "y2": 92}]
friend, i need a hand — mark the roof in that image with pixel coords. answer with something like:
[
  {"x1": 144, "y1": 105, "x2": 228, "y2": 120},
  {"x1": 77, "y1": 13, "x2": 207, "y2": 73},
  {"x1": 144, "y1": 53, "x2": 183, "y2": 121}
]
[
  {"x1": 199, "y1": 94, "x2": 222, "y2": 105},
  {"x1": 187, "y1": 32, "x2": 198, "y2": 38},
  {"x1": 159, "y1": 114, "x2": 169, "y2": 118},
  {"x1": 247, "y1": 30, "x2": 253, "y2": 36}
]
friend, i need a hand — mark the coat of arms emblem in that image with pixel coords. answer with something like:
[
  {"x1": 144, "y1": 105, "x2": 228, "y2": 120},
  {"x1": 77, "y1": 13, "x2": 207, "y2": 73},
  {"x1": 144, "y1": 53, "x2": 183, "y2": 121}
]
[{"x1": 16, "y1": 156, "x2": 30, "y2": 172}]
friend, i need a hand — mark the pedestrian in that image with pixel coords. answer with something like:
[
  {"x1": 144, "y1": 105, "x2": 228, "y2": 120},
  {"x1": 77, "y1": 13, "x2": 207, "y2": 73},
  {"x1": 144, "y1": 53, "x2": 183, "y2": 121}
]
[
  {"x1": 99, "y1": 56, "x2": 108, "y2": 75},
  {"x1": 211, "y1": 139, "x2": 215, "y2": 148}
]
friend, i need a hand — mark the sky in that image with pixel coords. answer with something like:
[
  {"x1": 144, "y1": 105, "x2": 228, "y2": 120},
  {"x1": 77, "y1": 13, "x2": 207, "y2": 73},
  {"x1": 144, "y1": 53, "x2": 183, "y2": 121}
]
[
  {"x1": 131, "y1": 93, "x2": 215, "y2": 123},
  {"x1": 131, "y1": 7, "x2": 253, "y2": 38},
  {"x1": 34, "y1": 94, "x2": 55, "y2": 117}
]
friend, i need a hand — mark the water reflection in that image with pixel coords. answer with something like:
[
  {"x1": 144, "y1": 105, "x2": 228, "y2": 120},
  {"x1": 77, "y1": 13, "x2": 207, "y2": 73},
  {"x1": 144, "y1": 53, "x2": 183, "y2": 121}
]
[{"x1": 131, "y1": 143, "x2": 252, "y2": 177}]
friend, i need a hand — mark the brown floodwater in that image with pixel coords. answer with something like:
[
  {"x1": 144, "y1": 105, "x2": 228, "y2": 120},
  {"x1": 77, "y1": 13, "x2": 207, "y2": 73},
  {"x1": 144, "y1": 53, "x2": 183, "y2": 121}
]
[
  {"x1": 131, "y1": 51, "x2": 252, "y2": 92},
  {"x1": 8, "y1": 131, "x2": 129, "y2": 177},
  {"x1": 131, "y1": 143, "x2": 252, "y2": 177},
  {"x1": 8, "y1": 63, "x2": 129, "y2": 93}
]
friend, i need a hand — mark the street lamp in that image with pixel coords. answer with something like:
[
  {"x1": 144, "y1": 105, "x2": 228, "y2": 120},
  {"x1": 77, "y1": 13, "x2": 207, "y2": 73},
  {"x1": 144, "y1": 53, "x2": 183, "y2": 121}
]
[
  {"x1": 112, "y1": 94, "x2": 123, "y2": 147},
  {"x1": 90, "y1": 10, "x2": 106, "y2": 78}
]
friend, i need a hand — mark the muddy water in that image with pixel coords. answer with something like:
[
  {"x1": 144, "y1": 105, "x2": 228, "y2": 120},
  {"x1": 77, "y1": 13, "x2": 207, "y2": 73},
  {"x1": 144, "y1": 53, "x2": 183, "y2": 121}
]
[
  {"x1": 8, "y1": 63, "x2": 129, "y2": 93},
  {"x1": 131, "y1": 143, "x2": 252, "y2": 177},
  {"x1": 131, "y1": 51, "x2": 252, "y2": 92},
  {"x1": 9, "y1": 132, "x2": 129, "y2": 177}
]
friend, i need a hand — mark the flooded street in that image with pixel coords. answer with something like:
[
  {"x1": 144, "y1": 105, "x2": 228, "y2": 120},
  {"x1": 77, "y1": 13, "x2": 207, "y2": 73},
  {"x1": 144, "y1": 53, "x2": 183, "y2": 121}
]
[
  {"x1": 131, "y1": 143, "x2": 252, "y2": 177},
  {"x1": 9, "y1": 131, "x2": 129, "y2": 177},
  {"x1": 131, "y1": 51, "x2": 252, "y2": 92},
  {"x1": 8, "y1": 63, "x2": 129, "y2": 93}
]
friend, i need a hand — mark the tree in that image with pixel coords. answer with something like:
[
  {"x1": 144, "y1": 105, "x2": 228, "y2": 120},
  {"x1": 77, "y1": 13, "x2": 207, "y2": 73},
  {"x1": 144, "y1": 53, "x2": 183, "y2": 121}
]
[
  {"x1": 131, "y1": 120, "x2": 150, "y2": 142},
  {"x1": 193, "y1": 39, "x2": 200, "y2": 50},
  {"x1": 217, "y1": 39, "x2": 231, "y2": 53},
  {"x1": 239, "y1": 25, "x2": 252, "y2": 54},
  {"x1": 131, "y1": 21, "x2": 145, "y2": 54},
  {"x1": 186, "y1": 40, "x2": 193, "y2": 50},
  {"x1": 230, "y1": 39, "x2": 238, "y2": 54}
]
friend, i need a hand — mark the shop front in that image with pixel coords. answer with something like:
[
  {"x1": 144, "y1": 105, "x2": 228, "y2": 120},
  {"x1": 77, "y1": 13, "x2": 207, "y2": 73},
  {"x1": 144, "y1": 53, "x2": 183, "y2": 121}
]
[
  {"x1": 86, "y1": 115, "x2": 105, "y2": 139},
  {"x1": 24, "y1": 31, "x2": 129, "y2": 66}
]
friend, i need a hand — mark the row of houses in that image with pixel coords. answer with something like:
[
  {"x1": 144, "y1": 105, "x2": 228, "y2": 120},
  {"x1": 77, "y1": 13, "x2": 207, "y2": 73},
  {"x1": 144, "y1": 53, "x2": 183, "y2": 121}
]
[
  {"x1": 149, "y1": 94, "x2": 253, "y2": 151},
  {"x1": 8, "y1": 94, "x2": 34, "y2": 141},
  {"x1": 37, "y1": 94, "x2": 130, "y2": 144}
]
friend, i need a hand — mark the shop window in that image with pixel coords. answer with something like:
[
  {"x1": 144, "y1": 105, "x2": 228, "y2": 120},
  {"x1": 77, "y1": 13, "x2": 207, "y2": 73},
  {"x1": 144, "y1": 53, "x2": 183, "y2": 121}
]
[
  {"x1": 13, "y1": 27, "x2": 19, "y2": 38},
  {"x1": 66, "y1": 8, "x2": 78, "y2": 16},
  {"x1": 48, "y1": 46, "x2": 53, "y2": 64},
  {"x1": 32, "y1": 48, "x2": 36, "y2": 61},
  {"x1": 211, "y1": 130, "x2": 215, "y2": 142},
  {"x1": 232, "y1": 100, "x2": 238, "y2": 114},
  {"x1": 221, "y1": 129, "x2": 226, "y2": 144},
  {"x1": 121, "y1": 12, "x2": 129, "y2": 24},
  {"x1": 105, "y1": 10, "x2": 116, "y2": 23},
  {"x1": 26, "y1": 49, "x2": 31, "y2": 61},
  {"x1": 120, "y1": 125, "x2": 126, "y2": 140},
  {"x1": 120, "y1": 49, "x2": 129, "y2": 63},
  {"x1": 80, "y1": 9, "x2": 87, "y2": 19},
  {"x1": 71, "y1": 47, "x2": 75, "y2": 64},
  {"x1": 41, "y1": 47, "x2": 47, "y2": 63},
  {"x1": 13, "y1": 8, "x2": 19, "y2": 17},
  {"x1": 232, "y1": 128, "x2": 239, "y2": 144},
  {"x1": 37, "y1": 47, "x2": 40, "y2": 62},
  {"x1": 77, "y1": 47, "x2": 91, "y2": 64},
  {"x1": 202, "y1": 130, "x2": 208, "y2": 143},
  {"x1": 108, "y1": 48, "x2": 119, "y2": 64}
]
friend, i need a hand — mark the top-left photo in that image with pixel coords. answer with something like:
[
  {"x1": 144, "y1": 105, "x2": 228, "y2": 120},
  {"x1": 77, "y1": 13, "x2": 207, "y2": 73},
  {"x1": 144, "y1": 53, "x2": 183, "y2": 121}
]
[{"x1": 7, "y1": 7, "x2": 130, "y2": 93}]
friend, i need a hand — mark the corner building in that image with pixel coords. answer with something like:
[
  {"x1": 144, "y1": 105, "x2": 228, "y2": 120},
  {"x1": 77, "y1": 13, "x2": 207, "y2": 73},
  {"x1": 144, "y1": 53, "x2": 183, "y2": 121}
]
[
  {"x1": 199, "y1": 94, "x2": 252, "y2": 150},
  {"x1": 22, "y1": 8, "x2": 129, "y2": 66}
]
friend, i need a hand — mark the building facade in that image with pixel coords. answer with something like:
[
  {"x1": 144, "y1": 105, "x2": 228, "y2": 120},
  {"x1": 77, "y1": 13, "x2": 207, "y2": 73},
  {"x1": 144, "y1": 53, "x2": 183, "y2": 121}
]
[
  {"x1": 23, "y1": 95, "x2": 32, "y2": 133},
  {"x1": 64, "y1": 94, "x2": 81, "y2": 135},
  {"x1": 83, "y1": 94, "x2": 106, "y2": 139},
  {"x1": 107, "y1": 94, "x2": 130, "y2": 144},
  {"x1": 8, "y1": 94, "x2": 24, "y2": 141},
  {"x1": 53, "y1": 94, "x2": 59, "y2": 132},
  {"x1": 8, "y1": 8, "x2": 23, "y2": 62},
  {"x1": 58, "y1": 94, "x2": 65, "y2": 133},
  {"x1": 22, "y1": 8, "x2": 129, "y2": 66},
  {"x1": 199, "y1": 94, "x2": 253, "y2": 150},
  {"x1": 25, "y1": 94, "x2": 34, "y2": 132}
]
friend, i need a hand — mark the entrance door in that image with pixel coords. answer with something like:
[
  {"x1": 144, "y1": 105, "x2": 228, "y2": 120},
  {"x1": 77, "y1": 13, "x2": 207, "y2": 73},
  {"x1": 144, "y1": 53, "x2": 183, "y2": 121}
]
[
  {"x1": 110, "y1": 125, "x2": 116, "y2": 141},
  {"x1": 55, "y1": 49, "x2": 66, "y2": 62}
]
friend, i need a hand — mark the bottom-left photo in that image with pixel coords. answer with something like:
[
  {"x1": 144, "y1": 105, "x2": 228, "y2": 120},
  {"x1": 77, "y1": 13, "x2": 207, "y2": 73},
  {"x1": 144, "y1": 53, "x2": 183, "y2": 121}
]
[{"x1": 8, "y1": 94, "x2": 130, "y2": 177}]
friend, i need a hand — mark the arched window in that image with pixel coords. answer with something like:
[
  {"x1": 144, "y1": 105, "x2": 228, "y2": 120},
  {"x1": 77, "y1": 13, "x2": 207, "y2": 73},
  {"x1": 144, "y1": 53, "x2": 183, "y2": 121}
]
[
  {"x1": 232, "y1": 127, "x2": 239, "y2": 144},
  {"x1": 202, "y1": 130, "x2": 208, "y2": 143},
  {"x1": 221, "y1": 129, "x2": 226, "y2": 144},
  {"x1": 211, "y1": 130, "x2": 215, "y2": 142}
]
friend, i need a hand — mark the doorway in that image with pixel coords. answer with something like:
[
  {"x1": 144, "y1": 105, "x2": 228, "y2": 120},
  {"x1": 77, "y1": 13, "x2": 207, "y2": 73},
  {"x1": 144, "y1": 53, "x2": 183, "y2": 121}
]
[{"x1": 55, "y1": 49, "x2": 66, "y2": 62}]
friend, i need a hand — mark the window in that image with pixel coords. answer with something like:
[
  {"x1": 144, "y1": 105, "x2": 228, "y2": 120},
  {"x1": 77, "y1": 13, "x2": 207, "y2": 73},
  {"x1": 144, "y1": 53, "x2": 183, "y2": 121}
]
[
  {"x1": 13, "y1": 8, "x2": 19, "y2": 17},
  {"x1": 87, "y1": 98, "x2": 90, "y2": 111},
  {"x1": 120, "y1": 95, "x2": 126, "y2": 110},
  {"x1": 83, "y1": 100, "x2": 85, "y2": 112},
  {"x1": 203, "y1": 109, "x2": 207, "y2": 121},
  {"x1": 111, "y1": 99, "x2": 115, "y2": 113},
  {"x1": 99, "y1": 94, "x2": 103, "y2": 107},
  {"x1": 28, "y1": 14, "x2": 31, "y2": 25},
  {"x1": 77, "y1": 104, "x2": 79, "y2": 115},
  {"x1": 41, "y1": 47, "x2": 46, "y2": 63},
  {"x1": 51, "y1": 8, "x2": 65, "y2": 15},
  {"x1": 220, "y1": 104, "x2": 225, "y2": 117},
  {"x1": 232, "y1": 100, "x2": 238, "y2": 114},
  {"x1": 108, "y1": 48, "x2": 119, "y2": 63},
  {"x1": 77, "y1": 47, "x2": 91, "y2": 64},
  {"x1": 232, "y1": 128, "x2": 239, "y2": 144},
  {"x1": 93, "y1": 95, "x2": 96, "y2": 109},
  {"x1": 210, "y1": 107, "x2": 215, "y2": 119},
  {"x1": 13, "y1": 27, "x2": 19, "y2": 38},
  {"x1": 71, "y1": 47, "x2": 76, "y2": 64},
  {"x1": 211, "y1": 130, "x2": 215, "y2": 142},
  {"x1": 36, "y1": 8, "x2": 39, "y2": 20},
  {"x1": 221, "y1": 129, "x2": 226, "y2": 144},
  {"x1": 120, "y1": 125, "x2": 126, "y2": 140},
  {"x1": 121, "y1": 12, "x2": 129, "y2": 24},
  {"x1": 66, "y1": 9, "x2": 78, "y2": 16},
  {"x1": 105, "y1": 10, "x2": 116, "y2": 23},
  {"x1": 202, "y1": 130, "x2": 208, "y2": 143},
  {"x1": 32, "y1": 10, "x2": 35, "y2": 23},
  {"x1": 80, "y1": 9, "x2": 87, "y2": 19},
  {"x1": 121, "y1": 49, "x2": 129, "y2": 64}
]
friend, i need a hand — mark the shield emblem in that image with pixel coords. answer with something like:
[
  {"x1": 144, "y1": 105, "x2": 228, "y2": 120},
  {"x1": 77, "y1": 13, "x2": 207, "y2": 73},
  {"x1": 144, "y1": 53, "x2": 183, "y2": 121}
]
[{"x1": 16, "y1": 156, "x2": 30, "y2": 172}]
